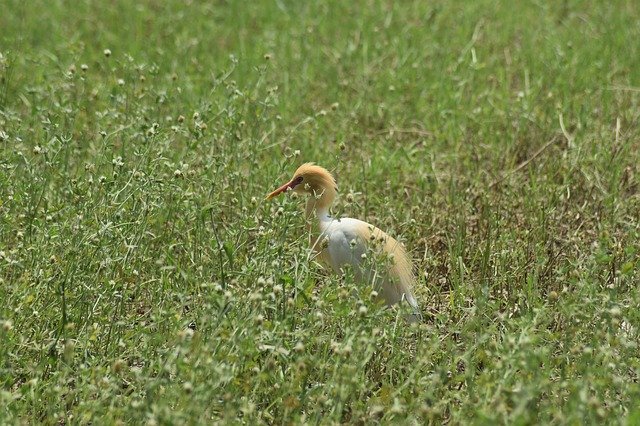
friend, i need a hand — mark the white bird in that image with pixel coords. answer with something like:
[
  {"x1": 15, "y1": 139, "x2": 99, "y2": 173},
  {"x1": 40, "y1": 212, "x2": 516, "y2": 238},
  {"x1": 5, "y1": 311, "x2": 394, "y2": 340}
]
[{"x1": 266, "y1": 163, "x2": 422, "y2": 322}]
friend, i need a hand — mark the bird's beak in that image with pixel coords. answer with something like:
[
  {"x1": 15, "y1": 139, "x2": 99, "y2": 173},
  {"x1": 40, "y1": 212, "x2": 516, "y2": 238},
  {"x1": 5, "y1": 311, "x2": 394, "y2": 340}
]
[{"x1": 265, "y1": 179, "x2": 296, "y2": 200}]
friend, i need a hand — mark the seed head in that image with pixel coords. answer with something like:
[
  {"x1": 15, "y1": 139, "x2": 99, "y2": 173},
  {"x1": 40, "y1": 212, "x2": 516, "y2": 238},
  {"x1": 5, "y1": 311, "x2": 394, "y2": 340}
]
[
  {"x1": 112, "y1": 359, "x2": 126, "y2": 373},
  {"x1": 103, "y1": 49, "x2": 112, "y2": 57},
  {"x1": 320, "y1": 236, "x2": 330, "y2": 249}
]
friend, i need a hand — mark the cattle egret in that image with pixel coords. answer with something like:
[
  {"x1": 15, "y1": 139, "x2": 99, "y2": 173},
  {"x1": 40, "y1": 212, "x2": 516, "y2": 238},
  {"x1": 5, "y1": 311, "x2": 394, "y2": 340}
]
[{"x1": 266, "y1": 163, "x2": 422, "y2": 322}]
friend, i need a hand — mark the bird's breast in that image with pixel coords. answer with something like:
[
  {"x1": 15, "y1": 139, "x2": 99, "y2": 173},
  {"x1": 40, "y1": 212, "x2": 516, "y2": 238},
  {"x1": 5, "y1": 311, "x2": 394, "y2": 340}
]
[{"x1": 315, "y1": 218, "x2": 375, "y2": 273}]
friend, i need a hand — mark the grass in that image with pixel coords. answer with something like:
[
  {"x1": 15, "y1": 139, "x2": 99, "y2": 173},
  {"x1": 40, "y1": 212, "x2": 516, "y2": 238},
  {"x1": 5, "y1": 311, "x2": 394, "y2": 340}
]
[{"x1": 1, "y1": 0, "x2": 639, "y2": 423}]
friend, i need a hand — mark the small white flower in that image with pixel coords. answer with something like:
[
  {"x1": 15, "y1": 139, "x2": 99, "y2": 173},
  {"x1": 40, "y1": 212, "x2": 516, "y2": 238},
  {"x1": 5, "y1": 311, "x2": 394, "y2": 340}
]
[{"x1": 1, "y1": 320, "x2": 13, "y2": 331}]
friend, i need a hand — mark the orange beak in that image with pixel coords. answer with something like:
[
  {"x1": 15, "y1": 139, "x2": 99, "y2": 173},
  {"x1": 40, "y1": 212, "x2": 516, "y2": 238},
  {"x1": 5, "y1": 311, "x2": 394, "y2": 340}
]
[{"x1": 265, "y1": 179, "x2": 297, "y2": 200}]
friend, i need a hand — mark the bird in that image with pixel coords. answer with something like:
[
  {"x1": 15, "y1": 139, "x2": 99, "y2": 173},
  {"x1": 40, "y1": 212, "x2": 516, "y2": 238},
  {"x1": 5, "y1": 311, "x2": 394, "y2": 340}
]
[{"x1": 266, "y1": 163, "x2": 422, "y2": 322}]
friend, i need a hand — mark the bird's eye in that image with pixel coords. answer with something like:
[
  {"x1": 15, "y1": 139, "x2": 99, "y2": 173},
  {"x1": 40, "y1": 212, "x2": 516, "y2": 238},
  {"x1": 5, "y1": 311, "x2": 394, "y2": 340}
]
[{"x1": 294, "y1": 176, "x2": 304, "y2": 184}]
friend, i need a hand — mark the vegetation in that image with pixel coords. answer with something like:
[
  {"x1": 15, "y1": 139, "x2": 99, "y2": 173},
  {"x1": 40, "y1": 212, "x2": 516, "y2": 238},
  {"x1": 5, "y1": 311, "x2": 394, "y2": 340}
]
[{"x1": 1, "y1": 0, "x2": 639, "y2": 423}]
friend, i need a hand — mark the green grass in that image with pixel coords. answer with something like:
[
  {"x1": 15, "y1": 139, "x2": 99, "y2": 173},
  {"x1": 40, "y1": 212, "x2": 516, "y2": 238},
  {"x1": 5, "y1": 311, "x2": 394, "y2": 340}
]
[{"x1": 1, "y1": 0, "x2": 640, "y2": 423}]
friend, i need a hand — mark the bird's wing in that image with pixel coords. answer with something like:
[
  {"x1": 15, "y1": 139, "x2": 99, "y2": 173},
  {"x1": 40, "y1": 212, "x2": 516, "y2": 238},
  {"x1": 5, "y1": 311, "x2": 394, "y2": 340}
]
[
  {"x1": 320, "y1": 218, "x2": 421, "y2": 317},
  {"x1": 320, "y1": 219, "x2": 367, "y2": 272}
]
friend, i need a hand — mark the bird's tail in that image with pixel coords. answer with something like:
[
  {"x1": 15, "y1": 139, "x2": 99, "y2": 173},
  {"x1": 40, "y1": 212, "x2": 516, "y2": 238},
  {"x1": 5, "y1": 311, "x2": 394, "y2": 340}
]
[{"x1": 403, "y1": 293, "x2": 424, "y2": 323}]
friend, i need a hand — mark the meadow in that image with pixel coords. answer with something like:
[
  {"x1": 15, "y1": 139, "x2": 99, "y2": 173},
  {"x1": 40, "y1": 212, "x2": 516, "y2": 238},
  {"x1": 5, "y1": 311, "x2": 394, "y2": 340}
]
[{"x1": 1, "y1": 0, "x2": 639, "y2": 423}]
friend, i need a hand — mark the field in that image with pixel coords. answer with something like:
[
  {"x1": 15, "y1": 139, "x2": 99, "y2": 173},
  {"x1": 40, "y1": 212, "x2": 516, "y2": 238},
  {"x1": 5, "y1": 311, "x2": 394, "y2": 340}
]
[{"x1": 1, "y1": 0, "x2": 640, "y2": 423}]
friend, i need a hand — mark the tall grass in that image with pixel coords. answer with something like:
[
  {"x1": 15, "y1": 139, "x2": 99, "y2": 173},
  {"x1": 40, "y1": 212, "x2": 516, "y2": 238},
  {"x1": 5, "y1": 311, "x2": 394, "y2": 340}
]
[{"x1": 1, "y1": 0, "x2": 639, "y2": 423}]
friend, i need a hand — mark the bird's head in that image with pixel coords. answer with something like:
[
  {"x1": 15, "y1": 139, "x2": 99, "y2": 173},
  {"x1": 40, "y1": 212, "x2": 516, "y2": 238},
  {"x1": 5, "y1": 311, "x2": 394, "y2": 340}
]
[{"x1": 266, "y1": 163, "x2": 337, "y2": 200}]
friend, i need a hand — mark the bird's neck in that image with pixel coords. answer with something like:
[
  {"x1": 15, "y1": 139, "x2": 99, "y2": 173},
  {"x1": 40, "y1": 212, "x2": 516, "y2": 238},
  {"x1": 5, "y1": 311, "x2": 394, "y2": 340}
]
[{"x1": 305, "y1": 188, "x2": 335, "y2": 228}]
